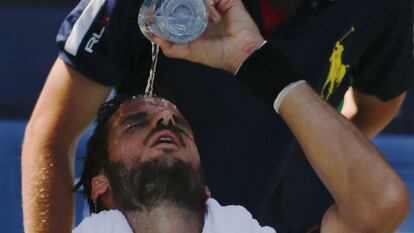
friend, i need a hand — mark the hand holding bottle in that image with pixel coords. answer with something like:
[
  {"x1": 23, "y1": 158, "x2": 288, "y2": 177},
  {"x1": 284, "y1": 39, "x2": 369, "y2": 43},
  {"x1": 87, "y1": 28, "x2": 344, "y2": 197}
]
[{"x1": 153, "y1": 0, "x2": 265, "y2": 74}]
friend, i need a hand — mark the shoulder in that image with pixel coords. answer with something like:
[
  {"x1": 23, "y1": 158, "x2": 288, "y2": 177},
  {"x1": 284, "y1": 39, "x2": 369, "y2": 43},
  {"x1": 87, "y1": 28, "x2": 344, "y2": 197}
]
[
  {"x1": 56, "y1": 0, "x2": 149, "y2": 86},
  {"x1": 58, "y1": 0, "x2": 140, "y2": 38},
  {"x1": 73, "y1": 210, "x2": 133, "y2": 233},
  {"x1": 204, "y1": 198, "x2": 277, "y2": 233}
]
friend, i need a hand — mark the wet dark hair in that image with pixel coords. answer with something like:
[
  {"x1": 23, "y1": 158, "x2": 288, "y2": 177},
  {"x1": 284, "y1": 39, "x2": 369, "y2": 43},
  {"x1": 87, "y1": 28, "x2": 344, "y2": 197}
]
[{"x1": 74, "y1": 94, "x2": 136, "y2": 213}]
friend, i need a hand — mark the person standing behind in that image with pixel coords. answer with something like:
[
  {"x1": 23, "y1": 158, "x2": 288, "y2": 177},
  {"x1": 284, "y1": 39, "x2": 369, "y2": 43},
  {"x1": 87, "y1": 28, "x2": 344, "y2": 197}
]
[
  {"x1": 22, "y1": 0, "x2": 413, "y2": 233},
  {"x1": 246, "y1": 0, "x2": 413, "y2": 230}
]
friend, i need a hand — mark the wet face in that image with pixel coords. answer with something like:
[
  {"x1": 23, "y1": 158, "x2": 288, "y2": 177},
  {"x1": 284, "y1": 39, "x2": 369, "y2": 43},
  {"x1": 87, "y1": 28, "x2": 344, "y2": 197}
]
[
  {"x1": 101, "y1": 96, "x2": 207, "y2": 212},
  {"x1": 107, "y1": 96, "x2": 200, "y2": 168}
]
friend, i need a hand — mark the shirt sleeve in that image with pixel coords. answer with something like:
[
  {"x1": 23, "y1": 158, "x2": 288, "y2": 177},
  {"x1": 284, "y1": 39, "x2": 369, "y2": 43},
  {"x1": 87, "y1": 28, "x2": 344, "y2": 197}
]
[
  {"x1": 56, "y1": 0, "x2": 149, "y2": 86},
  {"x1": 352, "y1": 0, "x2": 414, "y2": 101}
]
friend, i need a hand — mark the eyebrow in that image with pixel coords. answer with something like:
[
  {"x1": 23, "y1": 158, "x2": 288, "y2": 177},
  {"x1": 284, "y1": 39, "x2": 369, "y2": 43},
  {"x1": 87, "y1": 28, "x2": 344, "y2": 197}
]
[{"x1": 120, "y1": 112, "x2": 148, "y2": 126}]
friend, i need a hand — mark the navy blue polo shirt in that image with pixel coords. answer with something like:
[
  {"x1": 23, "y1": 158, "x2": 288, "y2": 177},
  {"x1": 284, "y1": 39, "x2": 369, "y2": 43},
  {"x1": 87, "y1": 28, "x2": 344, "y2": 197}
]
[{"x1": 57, "y1": 0, "x2": 413, "y2": 232}]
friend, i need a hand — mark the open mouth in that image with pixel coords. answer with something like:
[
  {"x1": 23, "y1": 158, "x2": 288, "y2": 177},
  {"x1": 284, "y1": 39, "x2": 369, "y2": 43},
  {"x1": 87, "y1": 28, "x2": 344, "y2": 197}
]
[
  {"x1": 156, "y1": 136, "x2": 175, "y2": 144},
  {"x1": 150, "y1": 130, "x2": 181, "y2": 147}
]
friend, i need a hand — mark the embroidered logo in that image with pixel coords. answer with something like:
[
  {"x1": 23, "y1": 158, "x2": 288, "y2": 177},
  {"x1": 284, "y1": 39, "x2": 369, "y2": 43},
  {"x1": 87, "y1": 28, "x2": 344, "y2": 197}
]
[
  {"x1": 321, "y1": 26, "x2": 355, "y2": 100},
  {"x1": 85, "y1": 27, "x2": 106, "y2": 53},
  {"x1": 84, "y1": 15, "x2": 110, "y2": 53}
]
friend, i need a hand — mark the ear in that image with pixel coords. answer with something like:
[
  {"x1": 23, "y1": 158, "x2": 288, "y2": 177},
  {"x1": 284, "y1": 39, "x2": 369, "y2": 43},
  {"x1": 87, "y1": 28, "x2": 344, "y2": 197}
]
[
  {"x1": 204, "y1": 186, "x2": 211, "y2": 198},
  {"x1": 91, "y1": 174, "x2": 110, "y2": 201}
]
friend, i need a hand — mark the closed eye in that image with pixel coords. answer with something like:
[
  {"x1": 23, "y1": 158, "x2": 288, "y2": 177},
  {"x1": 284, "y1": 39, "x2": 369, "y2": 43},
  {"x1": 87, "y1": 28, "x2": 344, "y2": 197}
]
[
  {"x1": 173, "y1": 115, "x2": 191, "y2": 131},
  {"x1": 121, "y1": 112, "x2": 149, "y2": 133},
  {"x1": 124, "y1": 121, "x2": 148, "y2": 133}
]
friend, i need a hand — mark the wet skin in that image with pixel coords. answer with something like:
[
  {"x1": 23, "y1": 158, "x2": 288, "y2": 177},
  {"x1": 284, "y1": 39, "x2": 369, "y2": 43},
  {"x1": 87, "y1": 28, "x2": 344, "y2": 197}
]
[{"x1": 106, "y1": 96, "x2": 201, "y2": 169}]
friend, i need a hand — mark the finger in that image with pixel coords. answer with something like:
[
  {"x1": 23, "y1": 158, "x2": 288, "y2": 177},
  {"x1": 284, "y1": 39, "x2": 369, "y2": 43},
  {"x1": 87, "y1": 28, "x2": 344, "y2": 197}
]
[
  {"x1": 162, "y1": 44, "x2": 189, "y2": 60},
  {"x1": 153, "y1": 36, "x2": 190, "y2": 59},
  {"x1": 206, "y1": 0, "x2": 221, "y2": 23},
  {"x1": 215, "y1": 0, "x2": 238, "y2": 14},
  {"x1": 152, "y1": 35, "x2": 173, "y2": 50},
  {"x1": 209, "y1": 6, "x2": 221, "y2": 23}
]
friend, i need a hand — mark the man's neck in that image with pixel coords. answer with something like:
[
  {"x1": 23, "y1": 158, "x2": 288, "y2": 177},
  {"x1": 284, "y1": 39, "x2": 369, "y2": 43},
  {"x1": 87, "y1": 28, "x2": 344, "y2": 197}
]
[
  {"x1": 123, "y1": 205, "x2": 204, "y2": 233},
  {"x1": 267, "y1": 0, "x2": 309, "y2": 19}
]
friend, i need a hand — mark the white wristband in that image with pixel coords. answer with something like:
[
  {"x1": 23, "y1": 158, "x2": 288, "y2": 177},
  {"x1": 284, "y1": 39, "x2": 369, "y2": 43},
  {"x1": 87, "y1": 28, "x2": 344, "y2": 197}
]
[{"x1": 273, "y1": 80, "x2": 307, "y2": 114}]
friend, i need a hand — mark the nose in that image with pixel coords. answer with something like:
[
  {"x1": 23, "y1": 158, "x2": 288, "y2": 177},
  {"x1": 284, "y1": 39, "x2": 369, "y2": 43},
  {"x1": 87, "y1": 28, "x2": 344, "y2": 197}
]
[{"x1": 150, "y1": 110, "x2": 176, "y2": 128}]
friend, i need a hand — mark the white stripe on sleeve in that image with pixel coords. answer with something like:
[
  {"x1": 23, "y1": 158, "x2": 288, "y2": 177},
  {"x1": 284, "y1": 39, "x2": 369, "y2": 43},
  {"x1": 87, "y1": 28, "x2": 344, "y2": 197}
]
[{"x1": 64, "y1": 0, "x2": 107, "y2": 56}]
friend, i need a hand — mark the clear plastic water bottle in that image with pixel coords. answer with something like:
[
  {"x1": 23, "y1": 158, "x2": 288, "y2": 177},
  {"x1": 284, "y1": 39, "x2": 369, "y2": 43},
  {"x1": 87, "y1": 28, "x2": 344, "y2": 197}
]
[{"x1": 138, "y1": 0, "x2": 208, "y2": 43}]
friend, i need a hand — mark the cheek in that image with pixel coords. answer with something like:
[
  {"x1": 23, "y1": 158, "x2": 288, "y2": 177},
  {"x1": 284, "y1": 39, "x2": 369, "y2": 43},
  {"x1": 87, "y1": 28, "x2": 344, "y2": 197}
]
[
  {"x1": 110, "y1": 134, "x2": 146, "y2": 162},
  {"x1": 186, "y1": 140, "x2": 201, "y2": 164},
  {"x1": 121, "y1": 143, "x2": 143, "y2": 162}
]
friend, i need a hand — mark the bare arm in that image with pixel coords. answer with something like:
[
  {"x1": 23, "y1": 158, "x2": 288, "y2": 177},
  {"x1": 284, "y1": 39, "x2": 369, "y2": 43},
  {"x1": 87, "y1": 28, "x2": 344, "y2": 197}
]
[
  {"x1": 279, "y1": 84, "x2": 409, "y2": 233},
  {"x1": 341, "y1": 87, "x2": 406, "y2": 137},
  {"x1": 22, "y1": 58, "x2": 111, "y2": 233}
]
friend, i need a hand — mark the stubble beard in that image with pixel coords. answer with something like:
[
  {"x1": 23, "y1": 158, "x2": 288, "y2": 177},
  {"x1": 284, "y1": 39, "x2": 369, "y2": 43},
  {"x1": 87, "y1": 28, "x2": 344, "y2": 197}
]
[{"x1": 104, "y1": 153, "x2": 207, "y2": 213}]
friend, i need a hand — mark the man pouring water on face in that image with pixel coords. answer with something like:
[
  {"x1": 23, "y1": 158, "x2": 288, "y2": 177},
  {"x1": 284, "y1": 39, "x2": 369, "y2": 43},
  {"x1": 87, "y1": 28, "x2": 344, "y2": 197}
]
[
  {"x1": 68, "y1": 1, "x2": 409, "y2": 232},
  {"x1": 22, "y1": 0, "x2": 413, "y2": 232}
]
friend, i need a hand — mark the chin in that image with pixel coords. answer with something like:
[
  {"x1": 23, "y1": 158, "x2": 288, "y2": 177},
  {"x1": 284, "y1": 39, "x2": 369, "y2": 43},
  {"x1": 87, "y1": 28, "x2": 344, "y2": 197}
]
[{"x1": 154, "y1": 148, "x2": 190, "y2": 161}]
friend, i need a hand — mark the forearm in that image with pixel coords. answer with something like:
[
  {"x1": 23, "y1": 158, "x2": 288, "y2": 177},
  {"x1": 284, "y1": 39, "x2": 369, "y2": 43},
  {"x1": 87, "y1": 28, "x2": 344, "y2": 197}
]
[
  {"x1": 21, "y1": 58, "x2": 112, "y2": 233},
  {"x1": 22, "y1": 130, "x2": 76, "y2": 233},
  {"x1": 279, "y1": 83, "x2": 409, "y2": 232},
  {"x1": 232, "y1": 42, "x2": 407, "y2": 226}
]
